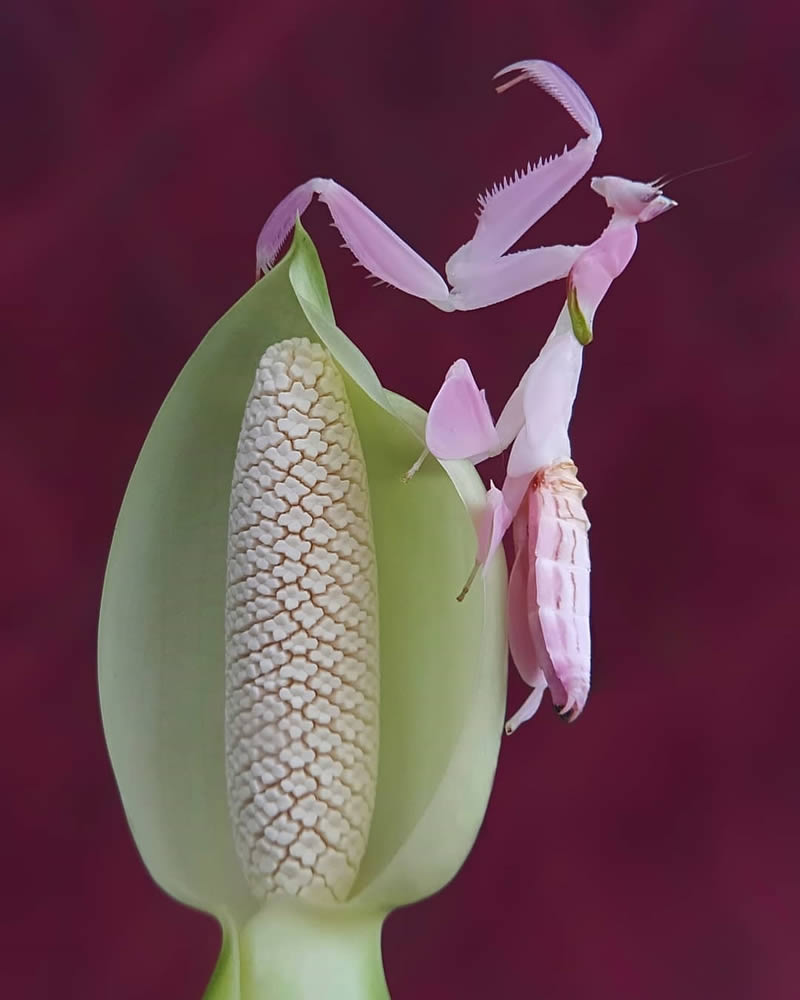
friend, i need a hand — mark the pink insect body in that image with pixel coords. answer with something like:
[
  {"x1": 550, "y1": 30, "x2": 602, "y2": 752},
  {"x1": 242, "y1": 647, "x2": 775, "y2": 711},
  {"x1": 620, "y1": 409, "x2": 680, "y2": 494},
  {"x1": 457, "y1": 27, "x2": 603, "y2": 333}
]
[
  {"x1": 496, "y1": 312, "x2": 589, "y2": 727},
  {"x1": 522, "y1": 462, "x2": 590, "y2": 722},
  {"x1": 504, "y1": 460, "x2": 590, "y2": 733}
]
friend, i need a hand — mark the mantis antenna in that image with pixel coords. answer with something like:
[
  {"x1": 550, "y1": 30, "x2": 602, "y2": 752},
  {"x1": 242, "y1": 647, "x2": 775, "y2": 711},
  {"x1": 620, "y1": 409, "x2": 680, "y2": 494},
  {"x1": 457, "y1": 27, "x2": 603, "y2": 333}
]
[{"x1": 652, "y1": 151, "x2": 750, "y2": 189}]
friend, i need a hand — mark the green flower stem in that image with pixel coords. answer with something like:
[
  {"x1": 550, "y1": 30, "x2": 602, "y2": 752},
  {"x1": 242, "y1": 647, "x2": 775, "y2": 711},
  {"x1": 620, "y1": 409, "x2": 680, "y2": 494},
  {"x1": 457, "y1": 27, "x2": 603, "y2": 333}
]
[{"x1": 204, "y1": 902, "x2": 389, "y2": 1000}]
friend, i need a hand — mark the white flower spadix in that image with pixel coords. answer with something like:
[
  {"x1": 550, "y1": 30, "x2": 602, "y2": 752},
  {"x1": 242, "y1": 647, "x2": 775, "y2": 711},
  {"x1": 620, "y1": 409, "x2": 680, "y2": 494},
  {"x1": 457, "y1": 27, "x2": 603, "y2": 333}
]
[{"x1": 226, "y1": 336, "x2": 380, "y2": 904}]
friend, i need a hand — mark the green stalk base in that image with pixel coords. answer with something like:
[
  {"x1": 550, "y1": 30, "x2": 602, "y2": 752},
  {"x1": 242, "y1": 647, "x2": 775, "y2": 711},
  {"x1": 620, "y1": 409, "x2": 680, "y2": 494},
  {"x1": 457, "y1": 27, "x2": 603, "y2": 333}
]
[{"x1": 204, "y1": 900, "x2": 390, "y2": 1000}]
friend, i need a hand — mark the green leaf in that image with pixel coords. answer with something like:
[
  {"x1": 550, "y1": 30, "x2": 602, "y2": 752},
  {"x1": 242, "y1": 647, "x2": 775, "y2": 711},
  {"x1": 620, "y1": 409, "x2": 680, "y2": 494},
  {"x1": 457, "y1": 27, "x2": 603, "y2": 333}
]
[{"x1": 98, "y1": 223, "x2": 507, "y2": 975}]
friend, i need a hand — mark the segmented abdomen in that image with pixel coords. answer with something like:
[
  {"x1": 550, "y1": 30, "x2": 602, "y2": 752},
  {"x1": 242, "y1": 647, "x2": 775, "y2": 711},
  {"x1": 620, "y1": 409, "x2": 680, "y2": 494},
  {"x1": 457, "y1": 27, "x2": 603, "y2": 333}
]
[{"x1": 529, "y1": 460, "x2": 590, "y2": 719}]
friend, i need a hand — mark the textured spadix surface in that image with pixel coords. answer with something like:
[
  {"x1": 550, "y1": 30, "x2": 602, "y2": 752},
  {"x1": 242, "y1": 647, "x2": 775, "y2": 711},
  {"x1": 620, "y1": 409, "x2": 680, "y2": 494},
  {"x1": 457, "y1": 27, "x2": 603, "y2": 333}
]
[
  {"x1": 98, "y1": 224, "x2": 507, "y2": 999},
  {"x1": 226, "y1": 337, "x2": 379, "y2": 902}
]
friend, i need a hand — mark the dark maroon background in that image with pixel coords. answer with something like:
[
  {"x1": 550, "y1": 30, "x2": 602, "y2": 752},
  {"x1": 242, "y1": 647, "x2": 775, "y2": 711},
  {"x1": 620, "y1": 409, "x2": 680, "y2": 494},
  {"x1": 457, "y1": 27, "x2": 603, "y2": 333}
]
[{"x1": 5, "y1": 1, "x2": 800, "y2": 997}]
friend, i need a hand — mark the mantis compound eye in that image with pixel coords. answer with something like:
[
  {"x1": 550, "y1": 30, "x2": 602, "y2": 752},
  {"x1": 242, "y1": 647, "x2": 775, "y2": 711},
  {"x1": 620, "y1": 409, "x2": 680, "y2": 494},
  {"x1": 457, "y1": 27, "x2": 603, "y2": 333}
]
[{"x1": 639, "y1": 192, "x2": 678, "y2": 222}]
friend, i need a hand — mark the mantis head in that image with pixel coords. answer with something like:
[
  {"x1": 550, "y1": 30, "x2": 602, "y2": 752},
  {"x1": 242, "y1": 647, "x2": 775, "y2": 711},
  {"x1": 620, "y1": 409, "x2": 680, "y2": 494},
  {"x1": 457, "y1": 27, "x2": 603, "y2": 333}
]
[{"x1": 590, "y1": 175, "x2": 677, "y2": 223}]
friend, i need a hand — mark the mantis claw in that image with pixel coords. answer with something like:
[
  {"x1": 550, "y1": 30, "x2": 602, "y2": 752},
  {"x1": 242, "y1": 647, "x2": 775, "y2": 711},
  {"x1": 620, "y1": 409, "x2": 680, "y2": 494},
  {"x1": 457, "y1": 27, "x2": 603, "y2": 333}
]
[
  {"x1": 443, "y1": 59, "x2": 603, "y2": 308},
  {"x1": 256, "y1": 179, "x2": 320, "y2": 271},
  {"x1": 493, "y1": 59, "x2": 601, "y2": 140}
]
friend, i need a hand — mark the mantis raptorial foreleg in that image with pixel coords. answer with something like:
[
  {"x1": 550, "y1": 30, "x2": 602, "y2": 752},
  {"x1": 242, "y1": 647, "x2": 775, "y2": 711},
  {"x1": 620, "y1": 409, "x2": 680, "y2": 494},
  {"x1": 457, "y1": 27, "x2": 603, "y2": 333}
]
[{"x1": 256, "y1": 60, "x2": 602, "y2": 311}]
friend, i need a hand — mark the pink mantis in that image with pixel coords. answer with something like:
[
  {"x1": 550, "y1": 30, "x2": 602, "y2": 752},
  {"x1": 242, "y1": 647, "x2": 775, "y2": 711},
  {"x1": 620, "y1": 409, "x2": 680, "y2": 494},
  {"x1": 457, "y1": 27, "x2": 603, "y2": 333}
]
[
  {"x1": 257, "y1": 59, "x2": 676, "y2": 732},
  {"x1": 428, "y1": 172, "x2": 676, "y2": 730}
]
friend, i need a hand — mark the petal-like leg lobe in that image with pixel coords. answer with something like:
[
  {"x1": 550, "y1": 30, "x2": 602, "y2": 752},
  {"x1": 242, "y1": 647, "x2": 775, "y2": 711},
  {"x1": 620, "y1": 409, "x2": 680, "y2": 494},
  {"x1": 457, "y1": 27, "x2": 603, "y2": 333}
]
[{"x1": 426, "y1": 359, "x2": 500, "y2": 463}]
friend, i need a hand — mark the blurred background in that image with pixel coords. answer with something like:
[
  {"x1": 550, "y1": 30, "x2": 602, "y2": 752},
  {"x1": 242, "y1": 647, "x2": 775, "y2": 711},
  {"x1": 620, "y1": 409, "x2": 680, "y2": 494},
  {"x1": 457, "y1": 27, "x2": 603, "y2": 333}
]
[{"x1": 4, "y1": 0, "x2": 800, "y2": 997}]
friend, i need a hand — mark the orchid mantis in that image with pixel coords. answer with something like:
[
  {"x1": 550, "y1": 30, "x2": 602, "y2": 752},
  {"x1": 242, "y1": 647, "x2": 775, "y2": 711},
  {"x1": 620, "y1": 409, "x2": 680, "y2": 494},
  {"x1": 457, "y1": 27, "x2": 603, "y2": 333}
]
[
  {"x1": 256, "y1": 57, "x2": 676, "y2": 734},
  {"x1": 427, "y1": 175, "x2": 677, "y2": 730}
]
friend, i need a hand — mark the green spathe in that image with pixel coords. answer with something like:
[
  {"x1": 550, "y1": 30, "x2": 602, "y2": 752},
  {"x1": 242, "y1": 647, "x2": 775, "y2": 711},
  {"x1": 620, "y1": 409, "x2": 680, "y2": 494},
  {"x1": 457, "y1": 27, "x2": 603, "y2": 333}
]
[{"x1": 98, "y1": 223, "x2": 508, "y2": 998}]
